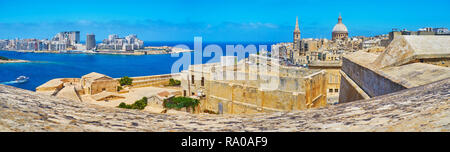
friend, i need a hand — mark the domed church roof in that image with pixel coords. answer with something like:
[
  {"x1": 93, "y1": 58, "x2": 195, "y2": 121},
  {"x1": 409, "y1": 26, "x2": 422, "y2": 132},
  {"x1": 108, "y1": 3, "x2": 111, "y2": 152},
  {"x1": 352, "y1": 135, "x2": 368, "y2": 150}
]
[{"x1": 332, "y1": 14, "x2": 348, "y2": 33}]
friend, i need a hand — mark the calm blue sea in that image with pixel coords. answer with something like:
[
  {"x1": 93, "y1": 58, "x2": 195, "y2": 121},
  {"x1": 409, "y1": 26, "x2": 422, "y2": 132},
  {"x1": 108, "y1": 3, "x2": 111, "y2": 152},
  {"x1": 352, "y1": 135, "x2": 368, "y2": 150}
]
[{"x1": 0, "y1": 42, "x2": 275, "y2": 91}]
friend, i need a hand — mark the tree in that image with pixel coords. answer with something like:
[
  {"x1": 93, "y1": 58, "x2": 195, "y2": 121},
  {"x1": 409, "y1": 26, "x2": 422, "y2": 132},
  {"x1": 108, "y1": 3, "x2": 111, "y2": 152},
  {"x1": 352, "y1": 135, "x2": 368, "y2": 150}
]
[
  {"x1": 117, "y1": 97, "x2": 148, "y2": 110},
  {"x1": 118, "y1": 102, "x2": 130, "y2": 109},
  {"x1": 163, "y1": 96, "x2": 199, "y2": 112},
  {"x1": 119, "y1": 76, "x2": 133, "y2": 86},
  {"x1": 169, "y1": 78, "x2": 181, "y2": 86}
]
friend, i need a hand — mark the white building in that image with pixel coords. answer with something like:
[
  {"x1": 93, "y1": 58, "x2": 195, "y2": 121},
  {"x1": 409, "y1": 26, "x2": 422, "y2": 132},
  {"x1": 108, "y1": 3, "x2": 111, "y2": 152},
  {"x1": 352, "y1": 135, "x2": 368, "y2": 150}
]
[{"x1": 98, "y1": 34, "x2": 144, "y2": 51}]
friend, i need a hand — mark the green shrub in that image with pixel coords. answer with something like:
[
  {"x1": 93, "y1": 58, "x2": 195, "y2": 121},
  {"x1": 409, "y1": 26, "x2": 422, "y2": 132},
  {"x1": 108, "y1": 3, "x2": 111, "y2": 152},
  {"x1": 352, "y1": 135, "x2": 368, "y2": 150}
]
[
  {"x1": 164, "y1": 96, "x2": 199, "y2": 111},
  {"x1": 118, "y1": 102, "x2": 130, "y2": 109},
  {"x1": 117, "y1": 86, "x2": 123, "y2": 91},
  {"x1": 0, "y1": 56, "x2": 9, "y2": 60},
  {"x1": 119, "y1": 76, "x2": 133, "y2": 86},
  {"x1": 117, "y1": 97, "x2": 148, "y2": 110},
  {"x1": 168, "y1": 78, "x2": 181, "y2": 86}
]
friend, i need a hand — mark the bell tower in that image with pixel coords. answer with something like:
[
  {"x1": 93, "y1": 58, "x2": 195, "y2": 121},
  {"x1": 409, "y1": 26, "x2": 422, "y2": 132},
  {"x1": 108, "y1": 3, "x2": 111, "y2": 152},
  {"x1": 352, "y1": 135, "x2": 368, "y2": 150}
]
[{"x1": 293, "y1": 16, "x2": 301, "y2": 52}]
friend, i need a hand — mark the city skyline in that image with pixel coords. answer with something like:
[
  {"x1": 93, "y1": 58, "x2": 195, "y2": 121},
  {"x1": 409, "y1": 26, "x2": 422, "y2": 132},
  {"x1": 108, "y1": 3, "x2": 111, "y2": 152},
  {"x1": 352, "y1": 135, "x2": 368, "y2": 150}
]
[{"x1": 0, "y1": 0, "x2": 449, "y2": 42}]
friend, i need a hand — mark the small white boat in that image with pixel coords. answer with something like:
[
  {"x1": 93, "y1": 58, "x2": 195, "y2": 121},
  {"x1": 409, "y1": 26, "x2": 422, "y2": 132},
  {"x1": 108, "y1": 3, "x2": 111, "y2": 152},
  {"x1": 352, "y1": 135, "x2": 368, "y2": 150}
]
[{"x1": 15, "y1": 76, "x2": 29, "y2": 83}]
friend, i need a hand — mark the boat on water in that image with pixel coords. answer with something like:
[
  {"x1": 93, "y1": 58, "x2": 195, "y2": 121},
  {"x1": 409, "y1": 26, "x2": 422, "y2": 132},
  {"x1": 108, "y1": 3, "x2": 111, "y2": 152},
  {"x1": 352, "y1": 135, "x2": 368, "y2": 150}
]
[{"x1": 15, "y1": 76, "x2": 29, "y2": 83}]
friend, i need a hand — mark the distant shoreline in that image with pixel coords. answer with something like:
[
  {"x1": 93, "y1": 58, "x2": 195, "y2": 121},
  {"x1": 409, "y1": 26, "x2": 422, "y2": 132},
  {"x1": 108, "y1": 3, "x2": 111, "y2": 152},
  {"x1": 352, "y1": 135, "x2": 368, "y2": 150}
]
[
  {"x1": 0, "y1": 48, "x2": 193, "y2": 56},
  {"x1": 0, "y1": 59, "x2": 30, "y2": 64}
]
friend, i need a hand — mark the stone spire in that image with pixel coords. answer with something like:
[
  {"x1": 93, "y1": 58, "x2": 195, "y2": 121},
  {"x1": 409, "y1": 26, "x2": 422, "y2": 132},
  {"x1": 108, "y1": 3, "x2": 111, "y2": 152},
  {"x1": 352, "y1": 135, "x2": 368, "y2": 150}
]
[
  {"x1": 295, "y1": 16, "x2": 300, "y2": 33},
  {"x1": 338, "y1": 13, "x2": 342, "y2": 24},
  {"x1": 293, "y1": 16, "x2": 301, "y2": 52}
]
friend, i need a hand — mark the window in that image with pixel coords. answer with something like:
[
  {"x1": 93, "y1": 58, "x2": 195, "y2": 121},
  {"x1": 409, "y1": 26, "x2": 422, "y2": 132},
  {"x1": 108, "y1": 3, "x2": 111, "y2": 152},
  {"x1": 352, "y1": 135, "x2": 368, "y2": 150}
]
[
  {"x1": 335, "y1": 89, "x2": 339, "y2": 92},
  {"x1": 102, "y1": 88, "x2": 106, "y2": 91},
  {"x1": 329, "y1": 89, "x2": 333, "y2": 93},
  {"x1": 191, "y1": 75, "x2": 194, "y2": 84},
  {"x1": 183, "y1": 90, "x2": 186, "y2": 96},
  {"x1": 201, "y1": 77, "x2": 205, "y2": 86}
]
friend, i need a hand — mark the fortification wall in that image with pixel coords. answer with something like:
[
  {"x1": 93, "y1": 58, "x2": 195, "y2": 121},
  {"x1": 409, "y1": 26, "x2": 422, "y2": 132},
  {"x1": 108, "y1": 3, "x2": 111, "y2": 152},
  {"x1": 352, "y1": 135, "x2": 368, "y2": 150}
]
[
  {"x1": 203, "y1": 80, "x2": 307, "y2": 114},
  {"x1": 339, "y1": 57, "x2": 406, "y2": 103},
  {"x1": 339, "y1": 71, "x2": 366, "y2": 103},
  {"x1": 126, "y1": 74, "x2": 178, "y2": 88}
]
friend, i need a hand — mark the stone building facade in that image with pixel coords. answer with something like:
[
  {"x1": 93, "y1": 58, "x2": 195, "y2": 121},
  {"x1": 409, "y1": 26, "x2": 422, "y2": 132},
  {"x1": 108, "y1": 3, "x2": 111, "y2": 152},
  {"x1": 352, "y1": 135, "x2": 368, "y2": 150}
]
[
  {"x1": 181, "y1": 55, "x2": 328, "y2": 114},
  {"x1": 308, "y1": 61, "x2": 342, "y2": 104},
  {"x1": 81, "y1": 72, "x2": 119, "y2": 95},
  {"x1": 279, "y1": 15, "x2": 357, "y2": 66}
]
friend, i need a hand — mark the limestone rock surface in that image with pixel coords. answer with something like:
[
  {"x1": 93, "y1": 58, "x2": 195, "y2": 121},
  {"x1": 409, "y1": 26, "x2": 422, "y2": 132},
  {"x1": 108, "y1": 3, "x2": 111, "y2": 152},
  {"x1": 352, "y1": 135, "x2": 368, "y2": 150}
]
[{"x1": 0, "y1": 78, "x2": 449, "y2": 132}]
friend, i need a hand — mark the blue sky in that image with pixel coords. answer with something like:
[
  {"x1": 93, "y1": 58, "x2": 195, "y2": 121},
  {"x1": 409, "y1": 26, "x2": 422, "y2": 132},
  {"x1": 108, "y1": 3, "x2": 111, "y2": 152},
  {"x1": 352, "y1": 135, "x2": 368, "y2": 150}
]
[{"x1": 0, "y1": 0, "x2": 449, "y2": 42}]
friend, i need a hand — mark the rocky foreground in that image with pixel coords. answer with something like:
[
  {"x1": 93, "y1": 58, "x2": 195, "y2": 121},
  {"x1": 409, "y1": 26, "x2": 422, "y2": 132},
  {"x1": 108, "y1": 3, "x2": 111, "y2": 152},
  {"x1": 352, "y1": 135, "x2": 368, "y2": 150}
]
[{"x1": 0, "y1": 78, "x2": 448, "y2": 132}]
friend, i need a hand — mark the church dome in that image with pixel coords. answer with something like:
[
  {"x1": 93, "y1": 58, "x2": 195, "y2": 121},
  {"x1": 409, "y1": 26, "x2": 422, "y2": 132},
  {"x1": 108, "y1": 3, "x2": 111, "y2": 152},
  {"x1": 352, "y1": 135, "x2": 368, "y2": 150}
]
[
  {"x1": 333, "y1": 23, "x2": 348, "y2": 33},
  {"x1": 332, "y1": 15, "x2": 348, "y2": 33}
]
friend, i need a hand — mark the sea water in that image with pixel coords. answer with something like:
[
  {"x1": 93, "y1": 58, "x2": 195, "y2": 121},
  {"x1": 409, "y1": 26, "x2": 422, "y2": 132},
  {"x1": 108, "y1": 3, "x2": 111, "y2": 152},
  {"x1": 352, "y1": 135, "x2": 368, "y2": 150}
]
[{"x1": 0, "y1": 42, "x2": 275, "y2": 91}]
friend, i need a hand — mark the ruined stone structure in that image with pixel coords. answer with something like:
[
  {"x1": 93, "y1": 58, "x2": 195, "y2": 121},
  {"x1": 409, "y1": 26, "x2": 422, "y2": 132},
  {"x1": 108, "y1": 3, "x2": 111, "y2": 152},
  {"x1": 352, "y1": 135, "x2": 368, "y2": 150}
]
[
  {"x1": 36, "y1": 78, "x2": 83, "y2": 101},
  {"x1": 181, "y1": 55, "x2": 328, "y2": 114},
  {"x1": 35, "y1": 72, "x2": 182, "y2": 104},
  {"x1": 36, "y1": 72, "x2": 120, "y2": 102},
  {"x1": 36, "y1": 78, "x2": 73, "y2": 93},
  {"x1": 339, "y1": 35, "x2": 450, "y2": 103}
]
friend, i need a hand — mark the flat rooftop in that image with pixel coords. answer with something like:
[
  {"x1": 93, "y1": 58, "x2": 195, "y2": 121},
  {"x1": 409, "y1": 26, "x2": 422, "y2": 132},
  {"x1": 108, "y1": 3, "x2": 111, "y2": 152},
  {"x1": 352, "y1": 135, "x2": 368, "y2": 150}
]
[
  {"x1": 343, "y1": 51, "x2": 380, "y2": 69},
  {"x1": 374, "y1": 35, "x2": 450, "y2": 68},
  {"x1": 36, "y1": 78, "x2": 64, "y2": 89},
  {"x1": 379, "y1": 63, "x2": 450, "y2": 88},
  {"x1": 344, "y1": 35, "x2": 450, "y2": 88},
  {"x1": 345, "y1": 52, "x2": 449, "y2": 89}
]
